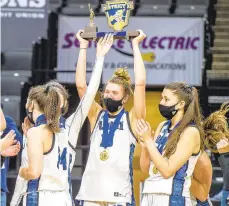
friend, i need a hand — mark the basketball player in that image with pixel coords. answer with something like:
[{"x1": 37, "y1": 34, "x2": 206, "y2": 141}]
[
  {"x1": 10, "y1": 34, "x2": 113, "y2": 206},
  {"x1": 202, "y1": 102, "x2": 229, "y2": 206},
  {"x1": 16, "y1": 84, "x2": 73, "y2": 206},
  {"x1": 136, "y1": 82, "x2": 203, "y2": 205},
  {"x1": 75, "y1": 30, "x2": 146, "y2": 206}
]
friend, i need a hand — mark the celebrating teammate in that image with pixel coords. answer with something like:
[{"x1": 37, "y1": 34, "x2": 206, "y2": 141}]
[
  {"x1": 75, "y1": 30, "x2": 146, "y2": 206},
  {"x1": 136, "y1": 82, "x2": 203, "y2": 205}
]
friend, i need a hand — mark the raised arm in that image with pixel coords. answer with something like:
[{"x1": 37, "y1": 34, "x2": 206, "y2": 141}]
[
  {"x1": 131, "y1": 30, "x2": 146, "y2": 121},
  {"x1": 190, "y1": 151, "x2": 212, "y2": 201},
  {"x1": 68, "y1": 33, "x2": 114, "y2": 148},
  {"x1": 10, "y1": 175, "x2": 25, "y2": 206},
  {"x1": 75, "y1": 30, "x2": 89, "y2": 99}
]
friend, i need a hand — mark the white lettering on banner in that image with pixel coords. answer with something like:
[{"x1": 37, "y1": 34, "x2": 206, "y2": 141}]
[
  {"x1": 0, "y1": 0, "x2": 45, "y2": 8},
  {"x1": 29, "y1": 0, "x2": 45, "y2": 8},
  {"x1": 0, "y1": 0, "x2": 46, "y2": 18},
  {"x1": 0, "y1": 12, "x2": 13, "y2": 17},
  {"x1": 57, "y1": 16, "x2": 204, "y2": 86}
]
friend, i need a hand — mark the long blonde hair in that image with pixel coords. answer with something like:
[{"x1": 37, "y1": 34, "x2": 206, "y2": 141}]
[{"x1": 203, "y1": 102, "x2": 229, "y2": 152}]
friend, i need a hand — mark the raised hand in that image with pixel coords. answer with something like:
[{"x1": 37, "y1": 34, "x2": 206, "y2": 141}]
[
  {"x1": 132, "y1": 30, "x2": 146, "y2": 45},
  {"x1": 76, "y1": 30, "x2": 89, "y2": 49},
  {"x1": 0, "y1": 130, "x2": 16, "y2": 152},
  {"x1": 96, "y1": 34, "x2": 114, "y2": 57},
  {"x1": 22, "y1": 117, "x2": 33, "y2": 137},
  {"x1": 139, "y1": 130, "x2": 155, "y2": 148},
  {"x1": 136, "y1": 119, "x2": 153, "y2": 143}
]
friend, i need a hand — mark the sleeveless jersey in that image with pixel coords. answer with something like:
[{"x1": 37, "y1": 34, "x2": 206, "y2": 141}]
[
  {"x1": 143, "y1": 121, "x2": 201, "y2": 198},
  {"x1": 19, "y1": 116, "x2": 71, "y2": 206},
  {"x1": 76, "y1": 110, "x2": 136, "y2": 204},
  {"x1": 11, "y1": 56, "x2": 106, "y2": 205}
]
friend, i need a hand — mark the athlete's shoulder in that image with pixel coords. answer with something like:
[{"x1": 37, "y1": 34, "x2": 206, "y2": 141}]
[
  {"x1": 27, "y1": 125, "x2": 51, "y2": 139},
  {"x1": 180, "y1": 126, "x2": 200, "y2": 150},
  {"x1": 182, "y1": 126, "x2": 200, "y2": 138}
]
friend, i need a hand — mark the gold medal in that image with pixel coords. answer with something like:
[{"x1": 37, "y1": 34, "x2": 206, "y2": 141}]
[
  {"x1": 100, "y1": 150, "x2": 109, "y2": 161},
  {"x1": 152, "y1": 165, "x2": 158, "y2": 174}
]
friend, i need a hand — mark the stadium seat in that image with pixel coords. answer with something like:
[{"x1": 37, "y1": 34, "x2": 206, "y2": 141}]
[
  {"x1": 136, "y1": 0, "x2": 170, "y2": 16},
  {"x1": 1, "y1": 71, "x2": 31, "y2": 96},
  {"x1": 1, "y1": 96, "x2": 21, "y2": 126},
  {"x1": 61, "y1": 0, "x2": 99, "y2": 16},
  {"x1": 2, "y1": 51, "x2": 32, "y2": 71},
  {"x1": 175, "y1": 0, "x2": 209, "y2": 16}
]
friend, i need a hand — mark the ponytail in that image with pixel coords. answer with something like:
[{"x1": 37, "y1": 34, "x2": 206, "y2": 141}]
[
  {"x1": 44, "y1": 86, "x2": 61, "y2": 133},
  {"x1": 164, "y1": 83, "x2": 204, "y2": 158},
  {"x1": 28, "y1": 85, "x2": 61, "y2": 133}
]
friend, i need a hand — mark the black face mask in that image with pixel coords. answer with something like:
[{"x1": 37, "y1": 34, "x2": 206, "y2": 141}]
[
  {"x1": 159, "y1": 103, "x2": 179, "y2": 120},
  {"x1": 26, "y1": 109, "x2": 35, "y2": 124},
  {"x1": 104, "y1": 98, "x2": 123, "y2": 113}
]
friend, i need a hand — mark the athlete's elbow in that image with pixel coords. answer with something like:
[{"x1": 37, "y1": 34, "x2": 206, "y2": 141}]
[
  {"x1": 160, "y1": 170, "x2": 173, "y2": 179},
  {"x1": 197, "y1": 192, "x2": 209, "y2": 202},
  {"x1": 76, "y1": 86, "x2": 86, "y2": 98},
  {"x1": 76, "y1": 84, "x2": 86, "y2": 91},
  {"x1": 28, "y1": 169, "x2": 41, "y2": 180}
]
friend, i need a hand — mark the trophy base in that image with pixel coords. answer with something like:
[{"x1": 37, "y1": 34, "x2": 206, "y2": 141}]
[{"x1": 81, "y1": 31, "x2": 139, "y2": 40}]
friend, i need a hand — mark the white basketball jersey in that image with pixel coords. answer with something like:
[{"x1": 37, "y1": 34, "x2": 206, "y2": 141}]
[
  {"x1": 21, "y1": 128, "x2": 70, "y2": 192},
  {"x1": 143, "y1": 121, "x2": 200, "y2": 198},
  {"x1": 76, "y1": 110, "x2": 136, "y2": 204}
]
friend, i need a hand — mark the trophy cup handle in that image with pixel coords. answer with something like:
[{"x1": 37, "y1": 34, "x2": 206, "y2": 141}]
[{"x1": 127, "y1": 31, "x2": 140, "y2": 39}]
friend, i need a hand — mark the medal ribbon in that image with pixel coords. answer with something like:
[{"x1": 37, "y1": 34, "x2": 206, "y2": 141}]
[{"x1": 100, "y1": 109, "x2": 125, "y2": 149}]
